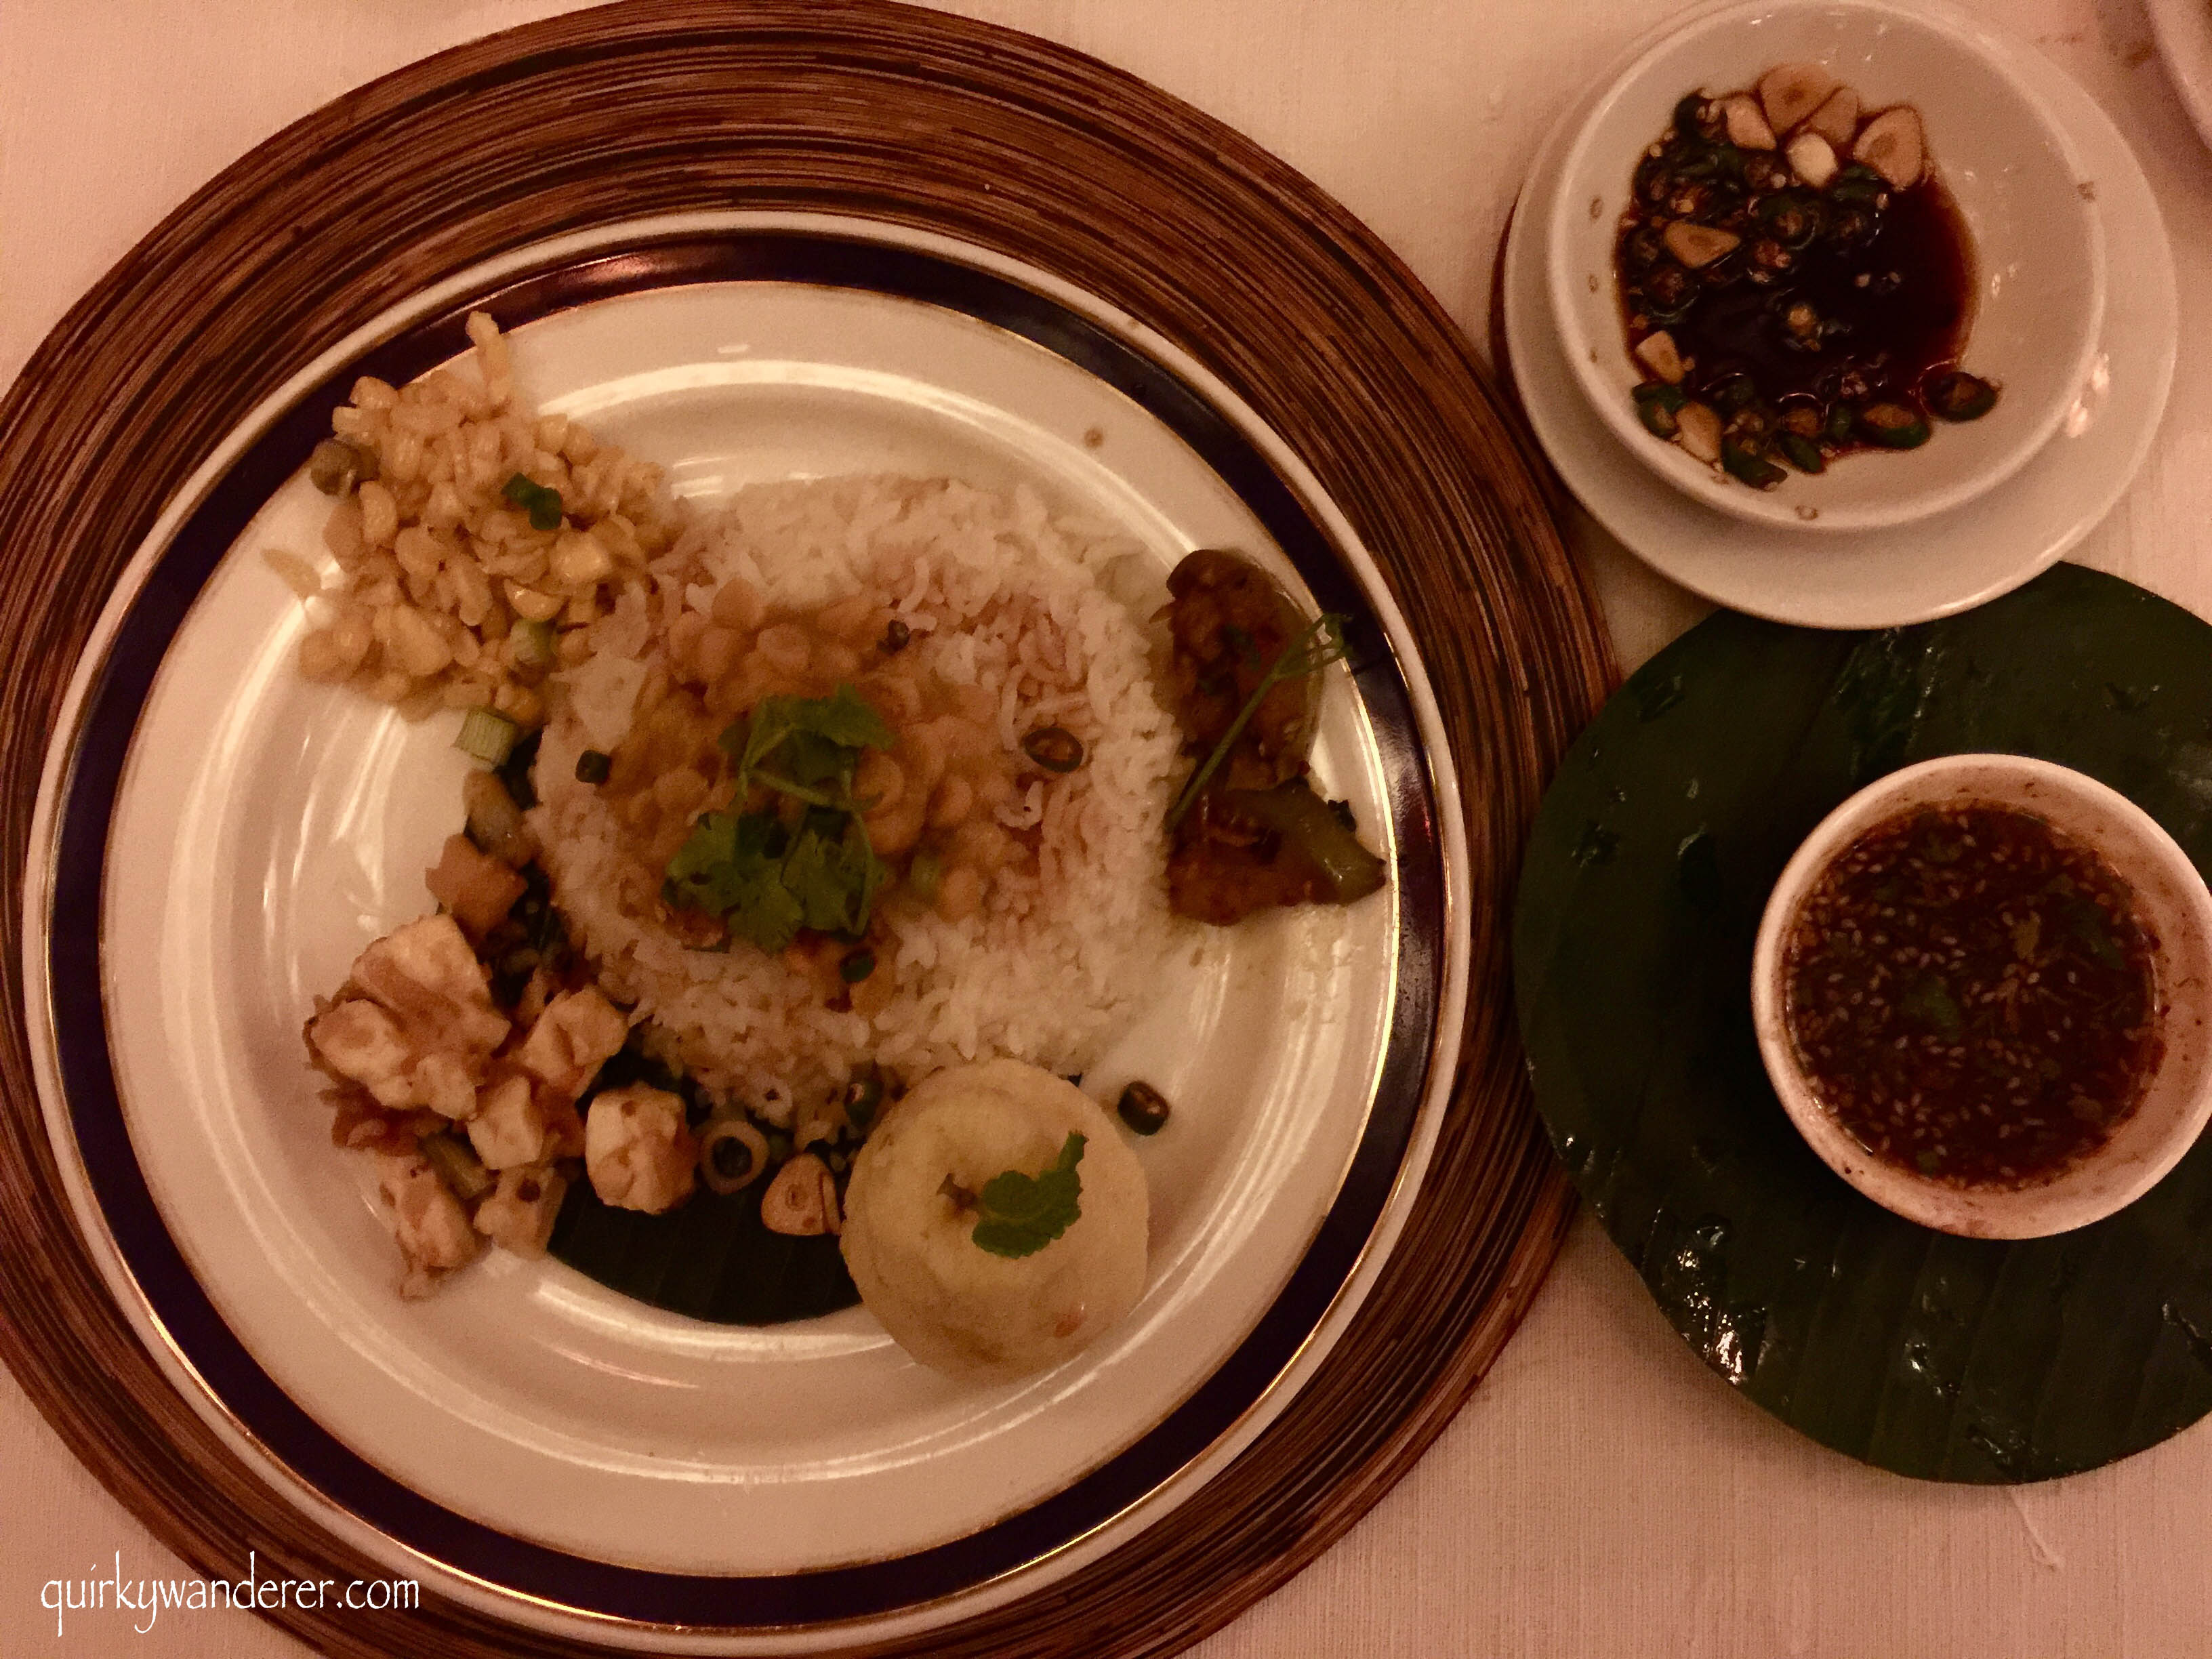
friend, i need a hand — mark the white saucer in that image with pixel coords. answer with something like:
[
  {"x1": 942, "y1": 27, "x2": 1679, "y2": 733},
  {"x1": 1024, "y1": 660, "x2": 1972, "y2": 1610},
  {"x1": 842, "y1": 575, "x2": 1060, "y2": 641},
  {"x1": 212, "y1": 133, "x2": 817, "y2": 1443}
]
[
  {"x1": 2148, "y1": 0, "x2": 2212, "y2": 155},
  {"x1": 1502, "y1": 16, "x2": 2177, "y2": 631}
]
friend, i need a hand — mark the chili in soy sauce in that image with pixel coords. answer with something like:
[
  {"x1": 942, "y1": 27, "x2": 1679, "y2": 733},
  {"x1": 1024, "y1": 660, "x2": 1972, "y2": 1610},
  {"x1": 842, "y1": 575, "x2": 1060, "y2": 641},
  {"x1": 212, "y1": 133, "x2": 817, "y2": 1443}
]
[
  {"x1": 1617, "y1": 73, "x2": 2000, "y2": 489},
  {"x1": 1782, "y1": 805, "x2": 2163, "y2": 1188}
]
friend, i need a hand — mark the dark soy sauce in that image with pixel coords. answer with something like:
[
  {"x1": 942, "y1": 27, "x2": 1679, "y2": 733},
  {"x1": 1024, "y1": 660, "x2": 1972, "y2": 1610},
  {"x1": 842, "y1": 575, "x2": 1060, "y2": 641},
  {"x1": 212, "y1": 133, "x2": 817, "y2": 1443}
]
[
  {"x1": 1666, "y1": 176, "x2": 1974, "y2": 426},
  {"x1": 1616, "y1": 86, "x2": 1999, "y2": 480}
]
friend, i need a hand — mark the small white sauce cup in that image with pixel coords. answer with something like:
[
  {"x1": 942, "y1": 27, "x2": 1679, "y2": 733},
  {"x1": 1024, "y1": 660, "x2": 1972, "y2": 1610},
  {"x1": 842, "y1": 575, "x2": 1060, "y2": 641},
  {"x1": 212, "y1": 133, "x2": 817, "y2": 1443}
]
[
  {"x1": 1751, "y1": 754, "x2": 2212, "y2": 1237},
  {"x1": 1547, "y1": 0, "x2": 2106, "y2": 533}
]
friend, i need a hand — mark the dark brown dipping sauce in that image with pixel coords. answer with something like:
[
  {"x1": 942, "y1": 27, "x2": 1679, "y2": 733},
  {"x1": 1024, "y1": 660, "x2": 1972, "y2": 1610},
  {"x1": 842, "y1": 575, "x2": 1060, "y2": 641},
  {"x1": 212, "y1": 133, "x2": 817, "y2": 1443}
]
[
  {"x1": 1654, "y1": 176, "x2": 1972, "y2": 416},
  {"x1": 1616, "y1": 85, "x2": 2000, "y2": 485},
  {"x1": 1782, "y1": 804, "x2": 2163, "y2": 1189}
]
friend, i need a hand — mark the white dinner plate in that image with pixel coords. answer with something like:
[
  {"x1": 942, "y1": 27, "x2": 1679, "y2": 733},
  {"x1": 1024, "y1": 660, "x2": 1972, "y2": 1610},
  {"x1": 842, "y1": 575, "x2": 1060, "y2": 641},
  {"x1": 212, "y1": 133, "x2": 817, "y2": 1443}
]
[
  {"x1": 1502, "y1": 7, "x2": 2177, "y2": 630},
  {"x1": 23, "y1": 214, "x2": 1465, "y2": 1649}
]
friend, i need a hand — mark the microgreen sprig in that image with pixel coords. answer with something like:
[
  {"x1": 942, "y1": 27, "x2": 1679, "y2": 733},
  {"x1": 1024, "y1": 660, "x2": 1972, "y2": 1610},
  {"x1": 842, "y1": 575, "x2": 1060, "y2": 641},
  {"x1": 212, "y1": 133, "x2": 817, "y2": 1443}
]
[
  {"x1": 1166, "y1": 612, "x2": 1351, "y2": 829},
  {"x1": 941, "y1": 1133, "x2": 1087, "y2": 1259}
]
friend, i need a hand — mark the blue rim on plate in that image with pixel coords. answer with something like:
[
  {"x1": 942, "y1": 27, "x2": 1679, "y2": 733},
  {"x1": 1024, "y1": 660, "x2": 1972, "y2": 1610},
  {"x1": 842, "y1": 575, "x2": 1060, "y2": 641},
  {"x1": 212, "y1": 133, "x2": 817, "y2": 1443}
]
[{"x1": 43, "y1": 229, "x2": 1445, "y2": 1626}]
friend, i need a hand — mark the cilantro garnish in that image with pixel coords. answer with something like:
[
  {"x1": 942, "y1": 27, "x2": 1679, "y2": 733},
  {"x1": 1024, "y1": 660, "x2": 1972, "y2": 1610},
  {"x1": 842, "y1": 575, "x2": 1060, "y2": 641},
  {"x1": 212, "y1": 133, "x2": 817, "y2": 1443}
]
[
  {"x1": 501, "y1": 472, "x2": 565, "y2": 533},
  {"x1": 1166, "y1": 612, "x2": 1351, "y2": 828},
  {"x1": 781, "y1": 815, "x2": 888, "y2": 935},
  {"x1": 665, "y1": 684, "x2": 895, "y2": 952},
  {"x1": 724, "y1": 685, "x2": 897, "y2": 796},
  {"x1": 967, "y1": 1133, "x2": 1086, "y2": 1259},
  {"x1": 663, "y1": 810, "x2": 806, "y2": 951}
]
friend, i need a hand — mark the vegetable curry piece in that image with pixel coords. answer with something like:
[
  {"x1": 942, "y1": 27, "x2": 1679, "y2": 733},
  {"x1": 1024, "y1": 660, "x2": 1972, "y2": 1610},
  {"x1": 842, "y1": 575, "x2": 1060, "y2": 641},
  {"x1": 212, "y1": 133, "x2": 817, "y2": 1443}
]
[
  {"x1": 1161, "y1": 550, "x2": 1385, "y2": 925},
  {"x1": 1782, "y1": 804, "x2": 2163, "y2": 1187}
]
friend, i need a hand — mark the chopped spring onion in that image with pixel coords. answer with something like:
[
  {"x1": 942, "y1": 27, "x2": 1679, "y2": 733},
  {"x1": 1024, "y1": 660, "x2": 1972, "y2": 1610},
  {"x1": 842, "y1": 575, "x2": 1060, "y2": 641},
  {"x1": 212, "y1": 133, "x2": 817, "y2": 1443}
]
[
  {"x1": 511, "y1": 617, "x2": 557, "y2": 670},
  {"x1": 575, "y1": 749, "x2": 612, "y2": 785},
  {"x1": 501, "y1": 472, "x2": 565, "y2": 533},
  {"x1": 455, "y1": 706, "x2": 520, "y2": 766},
  {"x1": 1021, "y1": 726, "x2": 1086, "y2": 774},
  {"x1": 422, "y1": 1132, "x2": 493, "y2": 1202},
  {"x1": 1166, "y1": 613, "x2": 1350, "y2": 829},
  {"x1": 698, "y1": 1119, "x2": 771, "y2": 1195}
]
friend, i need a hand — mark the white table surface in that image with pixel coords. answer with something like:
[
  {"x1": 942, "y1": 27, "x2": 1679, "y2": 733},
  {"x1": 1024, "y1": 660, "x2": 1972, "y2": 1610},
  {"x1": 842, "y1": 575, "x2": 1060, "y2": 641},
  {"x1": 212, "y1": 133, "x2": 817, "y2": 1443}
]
[{"x1": 5, "y1": 1, "x2": 2209, "y2": 1654}]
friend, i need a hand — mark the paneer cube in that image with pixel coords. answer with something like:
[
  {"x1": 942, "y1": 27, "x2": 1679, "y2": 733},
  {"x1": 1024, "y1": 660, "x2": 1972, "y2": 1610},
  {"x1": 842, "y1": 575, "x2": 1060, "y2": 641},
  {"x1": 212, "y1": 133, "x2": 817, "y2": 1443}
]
[
  {"x1": 474, "y1": 1164, "x2": 567, "y2": 1257},
  {"x1": 352, "y1": 914, "x2": 509, "y2": 1055},
  {"x1": 310, "y1": 1000, "x2": 413, "y2": 1107},
  {"x1": 377, "y1": 1151, "x2": 480, "y2": 1298},
  {"x1": 466, "y1": 1074, "x2": 551, "y2": 1169},
  {"x1": 584, "y1": 1084, "x2": 697, "y2": 1213},
  {"x1": 409, "y1": 1050, "x2": 479, "y2": 1120},
  {"x1": 519, "y1": 988, "x2": 628, "y2": 1099}
]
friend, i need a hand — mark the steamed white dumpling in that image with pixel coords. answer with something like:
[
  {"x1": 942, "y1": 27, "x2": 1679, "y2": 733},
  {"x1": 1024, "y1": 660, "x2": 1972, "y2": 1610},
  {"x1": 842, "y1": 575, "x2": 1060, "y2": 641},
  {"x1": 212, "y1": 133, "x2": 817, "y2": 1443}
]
[{"x1": 842, "y1": 1059, "x2": 1147, "y2": 1379}]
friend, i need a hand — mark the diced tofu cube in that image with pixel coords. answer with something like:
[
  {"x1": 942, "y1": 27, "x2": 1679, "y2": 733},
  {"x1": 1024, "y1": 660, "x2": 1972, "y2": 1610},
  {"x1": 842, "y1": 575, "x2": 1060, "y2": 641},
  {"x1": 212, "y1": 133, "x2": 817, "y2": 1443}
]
[
  {"x1": 519, "y1": 988, "x2": 628, "y2": 1099},
  {"x1": 409, "y1": 1050, "x2": 478, "y2": 1119},
  {"x1": 466, "y1": 1074, "x2": 550, "y2": 1169},
  {"x1": 426, "y1": 833, "x2": 527, "y2": 937},
  {"x1": 352, "y1": 914, "x2": 509, "y2": 1055},
  {"x1": 584, "y1": 1084, "x2": 697, "y2": 1213},
  {"x1": 474, "y1": 1164, "x2": 567, "y2": 1257},
  {"x1": 310, "y1": 1000, "x2": 413, "y2": 1107},
  {"x1": 376, "y1": 1151, "x2": 480, "y2": 1298}
]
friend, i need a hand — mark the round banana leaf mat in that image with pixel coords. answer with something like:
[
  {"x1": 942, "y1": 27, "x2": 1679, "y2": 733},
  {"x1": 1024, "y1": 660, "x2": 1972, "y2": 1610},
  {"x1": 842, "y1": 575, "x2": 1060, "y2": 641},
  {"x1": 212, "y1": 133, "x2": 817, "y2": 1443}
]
[{"x1": 1516, "y1": 562, "x2": 2212, "y2": 1483}]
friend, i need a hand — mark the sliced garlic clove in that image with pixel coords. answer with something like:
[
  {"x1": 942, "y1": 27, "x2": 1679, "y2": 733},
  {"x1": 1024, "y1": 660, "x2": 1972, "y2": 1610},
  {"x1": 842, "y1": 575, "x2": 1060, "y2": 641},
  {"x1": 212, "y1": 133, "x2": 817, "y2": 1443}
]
[
  {"x1": 1675, "y1": 403, "x2": 1724, "y2": 465},
  {"x1": 1722, "y1": 94, "x2": 1778, "y2": 150},
  {"x1": 1803, "y1": 85, "x2": 1861, "y2": 148},
  {"x1": 1759, "y1": 62, "x2": 1839, "y2": 134},
  {"x1": 761, "y1": 1152, "x2": 837, "y2": 1236},
  {"x1": 1662, "y1": 221, "x2": 1742, "y2": 270},
  {"x1": 1854, "y1": 106, "x2": 1926, "y2": 189},
  {"x1": 1635, "y1": 330, "x2": 1687, "y2": 384},
  {"x1": 1786, "y1": 131, "x2": 1839, "y2": 190}
]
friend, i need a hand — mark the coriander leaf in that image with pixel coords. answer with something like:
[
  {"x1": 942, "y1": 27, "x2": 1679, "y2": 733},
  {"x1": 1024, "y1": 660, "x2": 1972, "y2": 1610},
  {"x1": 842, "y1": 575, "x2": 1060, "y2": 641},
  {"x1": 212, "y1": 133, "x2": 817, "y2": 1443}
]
[
  {"x1": 686, "y1": 686, "x2": 899, "y2": 945},
  {"x1": 663, "y1": 810, "x2": 804, "y2": 953},
  {"x1": 663, "y1": 809, "x2": 740, "y2": 884},
  {"x1": 1900, "y1": 975, "x2": 1964, "y2": 1044},
  {"x1": 721, "y1": 686, "x2": 892, "y2": 798},
  {"x1": 781, "y1": 819, "x2": 887, "y2": 936},
  {"x1": 803, "y1": 684, "x2": 897, "y2": 751},
  {"x1": 970, "y1": 1133, "x2": 1085, "y2": 1258},
  {"x1": 2064, "y1": 897, "x2": 2126, "y2": 970},
  {"x1": 727, "y1": 701, "x2": 794, "y2": 782},
  {"x1": 779, "y1": 727, "x2": 859, "y2": 790},
  {"x1": 747, "y1": 770, "x2": 842, "y2": 808}
]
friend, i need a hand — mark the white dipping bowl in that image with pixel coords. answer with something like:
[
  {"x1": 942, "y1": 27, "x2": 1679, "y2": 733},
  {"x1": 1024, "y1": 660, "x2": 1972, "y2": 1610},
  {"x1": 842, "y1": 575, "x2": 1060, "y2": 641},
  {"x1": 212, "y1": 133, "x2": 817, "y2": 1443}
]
[
  {"x1": 1547, "y1": 0, "x2": 2105, "y2": 533},
  {"x1": 1751, "y1": 755, "x2": 2212, "y2": 1238}
]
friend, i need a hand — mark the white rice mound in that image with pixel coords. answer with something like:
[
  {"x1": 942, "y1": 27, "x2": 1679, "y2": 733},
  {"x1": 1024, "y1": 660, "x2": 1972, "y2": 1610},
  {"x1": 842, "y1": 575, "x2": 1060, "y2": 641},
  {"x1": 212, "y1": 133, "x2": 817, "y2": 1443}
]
[{"x1": 531, "y1": 474, "x2": 1187, "y2": 1126}]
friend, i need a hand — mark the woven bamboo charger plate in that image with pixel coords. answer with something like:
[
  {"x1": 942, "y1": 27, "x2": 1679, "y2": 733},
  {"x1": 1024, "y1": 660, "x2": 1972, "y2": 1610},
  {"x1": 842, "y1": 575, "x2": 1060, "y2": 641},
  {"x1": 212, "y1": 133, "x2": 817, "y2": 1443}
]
[{"x1": 0, "y1": 3, "x2": 1612, "y2": 1655}]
